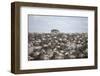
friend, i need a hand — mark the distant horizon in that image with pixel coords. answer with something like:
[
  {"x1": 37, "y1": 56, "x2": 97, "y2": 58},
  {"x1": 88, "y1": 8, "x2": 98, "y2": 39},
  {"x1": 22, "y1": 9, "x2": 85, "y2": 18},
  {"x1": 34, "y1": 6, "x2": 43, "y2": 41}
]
[
  {"x1": 28, "y1": 31, "x2": 88, "y2": 33},
  {"x1": 29, "y1": 15, "x2": 88, "y2": 33}
]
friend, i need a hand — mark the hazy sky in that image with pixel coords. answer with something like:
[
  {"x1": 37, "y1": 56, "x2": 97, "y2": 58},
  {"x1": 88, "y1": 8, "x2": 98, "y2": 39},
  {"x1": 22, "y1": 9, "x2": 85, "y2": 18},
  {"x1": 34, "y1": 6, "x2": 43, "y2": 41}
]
[{"x1": 28, "y1": 15, "x2": 88, "y2": 33}]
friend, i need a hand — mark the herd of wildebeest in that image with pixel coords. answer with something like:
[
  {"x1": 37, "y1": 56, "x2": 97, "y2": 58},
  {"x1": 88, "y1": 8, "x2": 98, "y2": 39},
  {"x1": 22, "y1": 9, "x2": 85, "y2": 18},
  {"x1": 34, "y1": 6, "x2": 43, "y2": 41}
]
[{"x1": 28, "y1": 31, "x2": 88, "y2": 61}]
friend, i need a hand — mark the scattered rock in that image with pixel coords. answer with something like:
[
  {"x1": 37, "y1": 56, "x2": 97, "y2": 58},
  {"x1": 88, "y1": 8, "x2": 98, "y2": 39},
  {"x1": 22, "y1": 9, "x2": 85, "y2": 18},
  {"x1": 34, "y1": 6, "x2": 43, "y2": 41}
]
[{"x1": 28, "y1": 32, "x2": 88, "y2": 60}]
